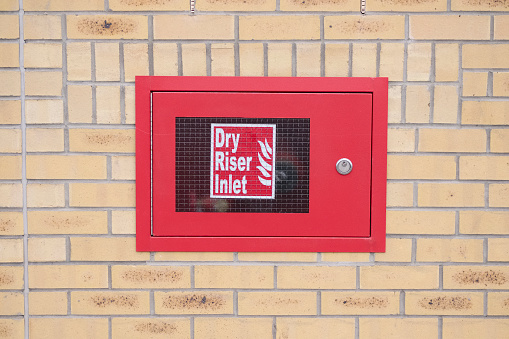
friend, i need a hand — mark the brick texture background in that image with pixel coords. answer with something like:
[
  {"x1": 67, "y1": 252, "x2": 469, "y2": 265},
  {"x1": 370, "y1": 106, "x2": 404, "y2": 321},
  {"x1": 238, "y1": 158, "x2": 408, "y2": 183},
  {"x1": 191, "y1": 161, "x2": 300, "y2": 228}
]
[{"x1": 1, "y1": 0, "x2": 509, "y2": 337}]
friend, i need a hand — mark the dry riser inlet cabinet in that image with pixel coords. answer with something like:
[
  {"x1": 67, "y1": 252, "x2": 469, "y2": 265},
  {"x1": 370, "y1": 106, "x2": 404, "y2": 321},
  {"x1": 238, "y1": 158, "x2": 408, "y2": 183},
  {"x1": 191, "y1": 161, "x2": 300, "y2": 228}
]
[{"x1": 136, "y1": 77, "x2": 387, "y2": 252}]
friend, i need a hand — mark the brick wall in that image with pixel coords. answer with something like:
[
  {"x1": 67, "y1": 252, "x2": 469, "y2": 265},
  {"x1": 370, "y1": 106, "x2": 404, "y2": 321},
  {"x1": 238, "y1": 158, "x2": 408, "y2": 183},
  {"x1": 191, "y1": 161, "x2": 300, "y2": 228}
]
[{"x1": 1, "y1": 0, "x2": 509, "y2": 337}]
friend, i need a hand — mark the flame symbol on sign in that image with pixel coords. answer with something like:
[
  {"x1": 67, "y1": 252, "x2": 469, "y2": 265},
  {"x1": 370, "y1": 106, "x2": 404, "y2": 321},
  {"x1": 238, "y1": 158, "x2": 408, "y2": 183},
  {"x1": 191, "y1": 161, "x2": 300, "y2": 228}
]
[{"x1": 257, "y1": 139, "x2": 273, "y2": 187}]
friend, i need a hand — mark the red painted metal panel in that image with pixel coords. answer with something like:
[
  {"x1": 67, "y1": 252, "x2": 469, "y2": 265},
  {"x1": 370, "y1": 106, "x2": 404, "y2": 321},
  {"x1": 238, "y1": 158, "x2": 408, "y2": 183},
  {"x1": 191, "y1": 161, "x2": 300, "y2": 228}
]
[{"x1": 136, "y1": 76, "x2": 387, "y2": 252}]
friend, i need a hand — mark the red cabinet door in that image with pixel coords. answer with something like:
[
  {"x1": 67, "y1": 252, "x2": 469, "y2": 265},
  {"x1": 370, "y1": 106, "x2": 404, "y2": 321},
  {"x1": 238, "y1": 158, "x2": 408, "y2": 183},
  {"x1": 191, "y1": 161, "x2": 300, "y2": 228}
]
[{"x1": 151, "y1": 91, "x2": 373, "y2": 238}]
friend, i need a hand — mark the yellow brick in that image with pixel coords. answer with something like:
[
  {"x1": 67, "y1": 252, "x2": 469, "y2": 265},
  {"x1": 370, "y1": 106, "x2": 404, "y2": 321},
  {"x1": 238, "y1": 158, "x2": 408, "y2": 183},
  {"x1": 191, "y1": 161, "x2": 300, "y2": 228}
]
[
  {"x1": 495, "y1": 16, "x2": 509, "y2": 39},
  {"x1": 488, "y1": 292, "x2": 509, "y2": 315},
  {"x1": 0, "y1": 156, "x2": 21, "y2": 179},
  {"x1": 386, "y1": 182, "x2": 413, "y2": 207},
  {"x1": 387, "y1": 128, "x2": 414, "y2": 152},
  {"x1": 112, "y1": 318, "x2": 191, "y2": 339},
  {"x1": 155, "y1": 291, "x2": 233, "y2": 315},
  {"x1": 71, "y1": 291, "x2": 150, "y2": 315},
  {"x1": 239, "y1": 44, "x2": 264, "y2": 77},
  {"x1": 24, "y1": 15, "x2": 61, "y2": 39},
  {"x1": 0, "y1": 212, "x2": 23, "y2": 236},
  {"x1": 388, "y1": 155, "x2": 456, "y2": 180},
  {"x1": 237, "y1": 252, "x2": 317, "y2": 262},
  {"x1": 405, "y1": 85, "x2": 430, "y2": 123},
  {"x1": 493, "y1": 72, "x2": 509, "y2": 96},
  {"x1": 28, "y1": 211, "x2": 108, "y2": 235},
  {"x1": 410, "y1": 15, "x2": 490, "y2": 40},
  {"x1": 27, "y1": 183, "x2": 65, "y2": 208},
  {"x1": 452, "y1": 0, "x2": 509, "y2": 10},
  {"x1": 360, "y1": 266, "x2": 439, "y2": 289},
  {"x1": 25, "y1": 71, "x2": 62, "y2": 96},
  {"x1": 322, "y1": 291, "x2": 399, "y2": 316},
  {"x1": 352, "y1": 43, "x2": 377, "y2": 77},
  {"x1": 95, "y1": 43, "x2": 120, "y2": 81},
  {"x1": 359, "y1": 318, "x2": 438, "y2": 339},
  {"x1": 444, "y1": 266, "x2": 509, "y2": 289},
  {"x1": 0, "y1": 319, "x2": 23, "y2": 338},
  {"x1": 0, "y1": 129, "x2": 20, "y2": 153},
  {"x1": 182, "y1": 44, "x2": 206, "y2": 76},
  {"x1": 211, "y1": 43, "x2": 235, "y2": 77},
  {"x1": 239, "y1": 291, "x2": 316, "y2": 315},
  {"x1": 155, "y1": 252, "x2": 234, "y2": 261},
  {"x1": 417, "y1": 239, "x2": 483, "y2": 262},
  {"x1": 68, "y1": 85, "x2": 92, "y2": 123},
  {"x1": 71, "y1": 237, "x2": 149, "y2": 261},
  {"x1": 124, "y1": 86, "x2": 135, "y2": 124},
  {"x1": 387, "y1": 211, "x2": 456, "y2": 235},
  {"x1": 463, "y1": 101, "x2": 509, "y2": 125},
  {"x1": 29, "y1": 318, "x2": 108, "y2": 339},
  {"x1": 24, "y1": 43, "x2": 62, "y2": 68},
  {"x1": 419, "y1": 183, "x2": 484, "y2": 207},
  {"x1": 110, "y1": 0, "x2": 188, "y2": 10},
  {"x1": 240, "y1": 16, "x2": 320, "y2": 40},
  {"x1": 200, "y1": 0, "x2": 275, "y2": 10},
  {"x1": 460, "y1": 211, "x2": 509, "y2": 235},
  {"x1": 29, "y1": 292, "x2": 67, "y2": 315},
  {"x1": 324, "y1": 44, "x2": 349, "y2": 77},
  {"x1": 0, "y1": 43, "x2": 19, "y2": 67},
  {"x1": 24, "y1": 0, "x2": 104, "y2": 10},
  {"x1": 490, "y1": 184, "x2": 509, "y2": 207},
  {"x1": 435, "y1": 44, "x2": 459, "y2": 82},
  {"x1": 29, "y1": 265, "x2": 108, "y2": 289},
  {"x1": 0, "y1": 71, "x2": 20, "y2": 96},
  {"x1": 96, "y1": 86, "x2": 121, "y2": 124},
  {"x1": 112, "y1": 210, "x2": 135, "y2": 234},
  {"x1": 194, "y1": 318, "x2": 273, "y2": 339},
  {"x1": 325, "y1": 15, "x2": 404, "y2": 39},
  {"x1": 419, "y1": 129, "x2": 486, "y2": 152},
  {"x1": 67, "y1": 42, "x2": 92, "y2": 81},
  {"x1": 406, "y1": 292, "x2": 483, "y2": 316},
  {"x1": 277, "y1": 266, "x2": 355, "y2": 289},
  {"x1": 407, "y1": 43, "x2": 431, "y2": 81},
  {"x1": 28, "y1": 238, "x2": 66, "y2": 262},
  {"x1": 0, "y1": 15, "x2": 19, "y2": 39},
  {"x1": 380, "y1": 43, "x2": 404, "y2": 81},
  {"x1": 0, "y1": 0, "x2": 18, "y2": 10},
  {"x1": 463, "y1": 44, "x2": 509, "y2": 69},
  {"x1": 281, "y1": 0, "x2": 356, "y2": 10},
  {"x1": 154, "y1": 15, "x2": 233, "y2": 40},
  {"x1": 0, "y1": 266, "x2": 23, "y2": 290},
  {"x1": 460, "y1": 156, "x2": 509, "y2": 180},
  {"x1": 112, "y1": 265, "x2": 190, "y2": 288},
  {"x1": 67, "y1": 15, "x2": 148, "y2": 39},
  {"x1": 434, "y1": 85, "x2": 458, "y2": 124},
  {"x1": 492, "y1": 130, "x2": 509, "y2": 153},
  {"x1": 0, "y1": 184, "x2": 22, "y2": 208},
  {"x1": 124, "y1": 43, "x2": 148, "y2": 82},
  {"x1": 0, "y1": 239, "x2": 23, "y2": 263},
  {"x1": 296, "y1": 43, "x2": 320, "y2": 77},
  {"x1": 153, "y1": 43, "x2": 178, "y2": 76},
  {"x1": 463, "y1": 72, "x2": 488, "y2": 97},
  {"x1": 195, "y1": 266, "x2": 272, "y2": 289},
  {"x1": 0, "y1": 101, "x2": 20, "y2": 124},
  {"x1": 26, "y1": 129, "x2": 64, "y2": 152},
  {"x1": 69, "y1": 129, "x2": 135, "y2": 153},
  {"x1": 112, "y1": 156, "x2": 135, "y2": 180},
  {"x1": 374, "y1": 238, "x2": 412, "y2": 262},
  {"x1": 26, "y1": 99, "x2": 63, "y2": 124},
  {"x1": 321, "y1": 252, "x2": 370, "y2": 262},
  {"x1": 488, "y1": 238, "x2": 509, "y2": 262},
  {"x1": 443, "y1": 319, "x2": 509, "y2": 339},
  {"x1": 369, "y1": 0, "x2": 446, "y2": 10},
  {"x1": 277, "y1": 318, "x2": 355, "y2": 339}
]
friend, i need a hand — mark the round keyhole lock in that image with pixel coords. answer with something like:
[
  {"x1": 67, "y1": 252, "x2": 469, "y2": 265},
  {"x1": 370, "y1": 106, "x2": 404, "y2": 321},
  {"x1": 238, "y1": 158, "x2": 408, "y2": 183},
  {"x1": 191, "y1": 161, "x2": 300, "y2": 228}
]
[{"x1": 336, "y1": 158, "x2": 353, "y2": 175}]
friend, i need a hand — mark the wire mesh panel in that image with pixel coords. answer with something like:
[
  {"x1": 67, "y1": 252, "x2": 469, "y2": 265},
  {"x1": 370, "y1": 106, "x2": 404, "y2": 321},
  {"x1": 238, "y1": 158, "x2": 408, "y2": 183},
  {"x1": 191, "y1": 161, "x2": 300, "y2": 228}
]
[{"x1": 175, "y1": 117, "x2": 310, "y2": 213}]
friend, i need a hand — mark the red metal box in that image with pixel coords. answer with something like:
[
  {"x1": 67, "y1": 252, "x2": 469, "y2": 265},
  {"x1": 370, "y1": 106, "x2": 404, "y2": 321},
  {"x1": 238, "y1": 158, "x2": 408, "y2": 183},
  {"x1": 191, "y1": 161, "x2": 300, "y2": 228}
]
[{"x1": 136, "y1": 77, "x2": 387, "y2": 252}]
